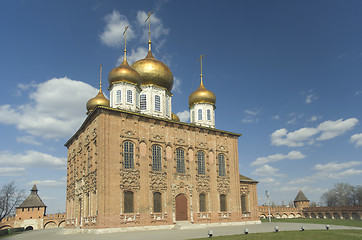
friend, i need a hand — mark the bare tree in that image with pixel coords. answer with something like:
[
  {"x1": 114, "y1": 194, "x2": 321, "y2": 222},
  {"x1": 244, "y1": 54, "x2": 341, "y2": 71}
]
[
  {"x1": 0, "y1": 182, "x2": 24, "y2": 222},
  {"x1": 320, "y1": 183, "x2": 356, "y2": 206},
  {"x1": 353, "y1": 185, "x2": 362, "y2": 206}
]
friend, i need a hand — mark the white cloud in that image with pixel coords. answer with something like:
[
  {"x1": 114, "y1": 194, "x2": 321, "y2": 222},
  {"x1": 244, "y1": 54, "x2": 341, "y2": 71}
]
[
  {"x1": 288, "y1": 160, "x2": 362, "y2": 185},
  {"x1": 0, "y1": 167, "x2": 26, "y2": 176},
  {"x1": 355, "y1": 90, "x2": 362, "y2": 95},
  {"x1": 252, "y1": 164, "x2": 284, "y2": 176},
  {"x1": 350, "y1": 133, "x2": 362, "y2": 147},
  {"x1": 271, "y1": 118, "x2": 359, "y2": 147},
  {"x1": 251, "y1": 151, "x2": 305, "y2": 166},
  {"x1": 242, "y1": 109, "x2": 260, "y2": 123},
  {"x1": 172, "y1": 77, "x2": 182, "y2": 94},
  {"x1": 0, "y1": 150, "x2": 66, "y2": 169},
  {"x1": 309, "y1": 115, "x2": 321, "y2": 122},
  {"x1": 258, "y1": 177, "x2": 280, "y2": 185},
  {"x1": 16, "y1": 136, "x2": 42, "y2": 146},
  {"x1": 176, "y1": 110, "x2": 190, "y2": 122},
  {"x1": 313, "y1": 161, "x2": 362, "y2": 172},
  {"x1": 119, "y1": 47, "x2": 148, "y2": 65},
  {"x1": 100, "y1": 10, "x2": 134, "y2": 48},
  {"x1": 272, "y1": 115, "x2": 280, "y2": 120},
  {"x1": 27, "y1": 179, "x2": 66, "y2": 187},
  {"x1": 136, "y1": 11, "x2": 169, "y2": 42},
  {"x1": 328, "y1": 169, "x2": 362, "y2": 179},
  {"x1": 303, "y1": 90, "x2": 318, "y2": 104},
  {"x1": 0, "y1": 77, "x2": 98, "y2": 139}
]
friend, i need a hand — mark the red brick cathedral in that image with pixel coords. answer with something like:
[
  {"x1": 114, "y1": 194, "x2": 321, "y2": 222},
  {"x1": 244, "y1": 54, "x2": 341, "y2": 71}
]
[{"x1": 65, "y1": 15, "x2": 259, "y2": 231}]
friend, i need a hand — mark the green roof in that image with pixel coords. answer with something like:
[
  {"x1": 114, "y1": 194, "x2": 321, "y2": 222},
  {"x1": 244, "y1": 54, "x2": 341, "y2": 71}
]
[
  {"x1": 18, "y1": 185, "x2": 46, "y2": 208},
  {"x1": 294, "y1": 190, "x2": 309, "y2": 202},
  {"x1": 239, "y1": 174, "x2": 258, "y2": 183}
]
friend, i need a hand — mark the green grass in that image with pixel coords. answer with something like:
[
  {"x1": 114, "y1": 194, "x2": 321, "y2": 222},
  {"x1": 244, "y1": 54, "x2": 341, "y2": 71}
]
[
  {"x1": 189, "y1": 229, "x2": 362, "y2": 240},
  {"x1": 260, "y1": 218, "x2": 362, "y2": 227}
]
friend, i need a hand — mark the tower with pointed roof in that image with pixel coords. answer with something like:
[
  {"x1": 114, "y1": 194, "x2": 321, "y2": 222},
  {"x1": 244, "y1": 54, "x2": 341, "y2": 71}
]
[
  {"x1": 189, "y1": 55, "x2": 216, "y2": 128},
  {"x1": 294, "y1": 190, "x2": 310, "y2": 209},
  {"x1": 14, "y1": 185, "x2": 46, "y2": 230}
]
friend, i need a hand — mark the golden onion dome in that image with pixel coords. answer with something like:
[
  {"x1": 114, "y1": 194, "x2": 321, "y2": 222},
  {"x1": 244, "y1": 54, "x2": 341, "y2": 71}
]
[
  {"x1": 172, "y1": 112, "x2": 180, "y2": 122},
  {"x1": 188, "y1": 78, "x2": 216, "y2": 107},
  {"x1": 108, "y1": 58, "x2": 141, "y2": 87},
  {"x1": 131, "y1": 51, "x2": 173, "y2": 91},
  {"x1": 86, "y1": 89, "x2": 110, "y2": 113}
]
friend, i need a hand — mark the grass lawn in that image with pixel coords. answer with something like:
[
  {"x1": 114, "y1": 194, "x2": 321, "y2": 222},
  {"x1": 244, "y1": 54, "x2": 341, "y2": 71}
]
[
  {"x1": 189, "y1": 229, "x2": 362, "y2": 240},
  {"x1": 260, "y1": 218, "x2": 362, "y2": 227}
]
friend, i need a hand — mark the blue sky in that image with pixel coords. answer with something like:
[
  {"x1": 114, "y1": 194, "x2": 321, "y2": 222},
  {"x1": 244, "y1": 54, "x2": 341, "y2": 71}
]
[{"x1": 1, "y1": 0, "x2": 362, "y2": 213}]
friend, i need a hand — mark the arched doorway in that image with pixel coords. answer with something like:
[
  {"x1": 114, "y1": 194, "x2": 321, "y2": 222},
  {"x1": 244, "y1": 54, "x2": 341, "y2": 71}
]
[
  {"x1": 25, "y1": 226, "x2": 33, "y2": 231},
  {"x1": 175, "y1": 194, "x2": 188, "y2": 221}
]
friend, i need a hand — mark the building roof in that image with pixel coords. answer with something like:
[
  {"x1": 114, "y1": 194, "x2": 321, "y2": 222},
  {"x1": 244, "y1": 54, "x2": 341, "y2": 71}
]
[
  {"x1": 294, "y1": 190, "x2": 309, "y2": 202},
  {"x1": 18, "y1": 185, "x2": 46, "y2": 208},
  {"x1": 239, "y1": 174, "x2": 258, "y2": 183},
  {"x1": 65, "y1": 106, "x2": 242, "y2": 147}
]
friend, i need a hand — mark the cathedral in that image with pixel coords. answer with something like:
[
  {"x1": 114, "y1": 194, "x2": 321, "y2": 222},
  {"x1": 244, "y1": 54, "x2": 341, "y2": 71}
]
[{"x1": 64, "y1": 15, "x2": 259, "y2": 230}]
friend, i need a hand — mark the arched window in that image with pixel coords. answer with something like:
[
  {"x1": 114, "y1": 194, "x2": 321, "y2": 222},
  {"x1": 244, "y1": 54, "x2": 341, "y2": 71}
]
[
  {"x1": 127, "y1": 90, "x2": 132, "y2": 103},
  {"x1": 176, "y1": 148, "x2": 185, "y2": 173},
  {"x1": 218, "y1": 154, "x2": 226, "y2": 176},
  {"x1": 198, "y1": 109, "x2": 202, "y2": 120},
  {"x1": 152, "y1": 145, "x2": 162, "y2": 171},
  {"x1": 155, "y1": 95, "x2": 161, "y2": 111},
  {"x1": 197, "y1": 151, "x2": 205, "y2": 175},
  {"x1": 116, "y1": 90, "x2": 122, "y2": 103},
  {"x1": 123, "y1": 141, "x2": 134, "y2": 169},
  {"x1": 140, "y1": 94, "x2": 147, "y2": 110},
  {"x1": 220, "y1": 194, "x2": 227, "y2": 212},
  {"x1": 241, "y1": 195, "x2": 248, "y2": 213},
  {"x1": 199, "y1": 193, "x2": 206, "y2": 212},
  {"x1": 153, "y1": 192, "x2": 162, "y2": 213},
  {"x1": 124, "y1": 191, "x2": 134, "y2": 213},
  {"x1": 207, "y1": 109, "x2": 211, "y2": 121}
]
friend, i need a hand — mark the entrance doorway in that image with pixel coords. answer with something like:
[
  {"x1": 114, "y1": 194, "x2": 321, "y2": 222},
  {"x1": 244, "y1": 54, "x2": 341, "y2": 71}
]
[{"x1": 175, "y1": 194, "x2": 188, "y2": 221}]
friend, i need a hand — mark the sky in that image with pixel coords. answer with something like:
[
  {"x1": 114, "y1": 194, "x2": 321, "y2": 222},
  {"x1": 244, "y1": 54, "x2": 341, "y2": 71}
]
[{"x1": 0, "y1": 0, "x2": 362, "y2": 213}]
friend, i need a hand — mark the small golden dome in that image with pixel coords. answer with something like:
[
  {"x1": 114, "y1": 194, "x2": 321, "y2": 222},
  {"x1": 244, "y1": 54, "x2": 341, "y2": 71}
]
[
  {"x1": 188, "y1": 78, "x2": 216, "y2": 107},
  {"x1": 86, "y1": 89, "x2": 110, "y2": 113},
  {"x1": 108, "y1": 58, "x2": 141, "y2": 87},
  {"x1": 131, "y1": 51, "x2": 173, "y2": 91},
  {"x1": 172, "y1": 112, "x2": 180, "y2": 122}
]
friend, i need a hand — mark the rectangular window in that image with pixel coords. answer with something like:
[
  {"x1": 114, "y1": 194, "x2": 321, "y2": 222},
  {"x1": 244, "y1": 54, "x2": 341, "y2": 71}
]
[
  {"x1": 124, "y1": 191, "x2": 134, "y2": 213},
  {"x1": 155, "y1": 95, "x2": 161, "y2": 112},
  {"x1": 116, "y1": 90, "x2": 122, "y2": 103},
  {"x1": 218, "y1": 154, "x2": 226, "y2": 177},
  {"x1": 220, "y1": 194, "x2": 227, "y2": 212},
  {"x1": 124, "y1": 141, "x2": 134, "y2": 169},
  {"x1": 127, "y1": 90, "x2": 133, "y2": 103},
  {"x1": 152, "y1": 145, "x2": 162, "y2": 171},
  {"x1": 207, "y1": 109, "x2": 211, "y2": 121},
  {"x1": 176, "y1": 148, "x2": 185, "y2": 173},
  {"x1": 166, "y1": 99, "x2": 170, "y2": 116},
  {"x1": 153, "y1": 192, "x2": 162, "y2": 213},
  {"x1": 140, "y1": 94, "x2": 147, "y2": 110},
  {"x1": 197, "y1": 151, "x2": 205, "y2": 175},
  {"x1": 198, "y1": 109, "x2": 202, "y2": 120},
  {"x1": 199, "y1": 193, "x2": 206, "y2": 212}
]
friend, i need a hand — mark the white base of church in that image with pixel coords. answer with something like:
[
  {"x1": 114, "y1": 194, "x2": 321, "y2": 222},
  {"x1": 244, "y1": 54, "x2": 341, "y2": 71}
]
[{"x1": 59, "y1": 220, "x2": 261, "y2": 235}]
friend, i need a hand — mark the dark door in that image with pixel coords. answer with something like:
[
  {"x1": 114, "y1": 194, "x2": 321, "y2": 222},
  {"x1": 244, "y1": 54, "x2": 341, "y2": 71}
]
[{"x1": 175, "y1": 194, "x2": 188, "y2": 221}]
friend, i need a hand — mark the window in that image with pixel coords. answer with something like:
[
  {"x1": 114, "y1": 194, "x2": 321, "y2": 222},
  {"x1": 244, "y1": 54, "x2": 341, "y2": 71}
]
[
  {"x1": 152, "y1": 145, "x2": 162, "y2": 171},
  {"x1": 220, "y1": 194, "x2": 227, "y2": 212},
  {"x1": 197, "y1": 151, "x2": 205, "y2": 175},
  {"x1": 124, "y1": 141, "x2": 134, "y2": 169},
  {"x1": 176, "y1": 148, "x2": 185, "y2": 173},
  {"x1": 166, "y1": 99, "x2": 170, "y2": 116},
  {"x1": 218, "y1": 154, "x2": 226, "y2": 176},
  {"x1": 127, "y1": 90, "x2": 133, "y2": 103},
  {"x1": 140, "y1": 94, "x2": 147, "y2": 110},
  {"x1": 153, "y1": 192, "x2": 162, "y2": 213},
  {"x1": 241, "y1": 195, "x2": 248, "y2": 213},
  {"x1": 116, "y1": 90, "x2": 121, "y2": 103},
  {"x1": 124, "y1": 191, "x2": 134, "y2": 213},
  {"x1": 199, "y1": 193, "x2": 206, "y2": 212},
  {"x1": 207, "y1": 109, "x2": 211, "y2": 121},
  {"x1": 198, "y1": 109, "x2": 202, "y2": 120},
  {"x1": 155, "y1": 95, "x2": 161, "y2": 111}
]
